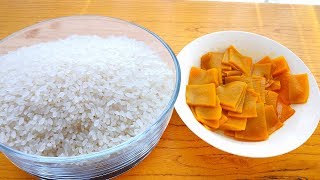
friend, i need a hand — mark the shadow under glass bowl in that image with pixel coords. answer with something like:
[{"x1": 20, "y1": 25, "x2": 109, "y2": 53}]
[{"x1": 0, "y1": 15, "x2": 181, "y2": 179}]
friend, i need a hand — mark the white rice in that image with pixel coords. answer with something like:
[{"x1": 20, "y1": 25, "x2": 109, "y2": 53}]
[{"x1": 0, "y1": 35, "x2": 174, "y2": 157}]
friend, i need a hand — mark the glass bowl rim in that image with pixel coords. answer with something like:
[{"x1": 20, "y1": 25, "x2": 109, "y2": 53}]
[{"x1": 0, "y1": 15, "x2": 181, "y2": 163}]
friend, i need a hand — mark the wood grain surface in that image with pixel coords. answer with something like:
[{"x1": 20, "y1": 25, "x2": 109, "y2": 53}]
[{"x1": 0, "y1": 0, "x2": 319, "y2": 179}]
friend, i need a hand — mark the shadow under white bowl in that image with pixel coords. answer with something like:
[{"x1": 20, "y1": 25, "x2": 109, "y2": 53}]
[{"x1": 175, "y1": 31, "x2": 320, "y2": 158}]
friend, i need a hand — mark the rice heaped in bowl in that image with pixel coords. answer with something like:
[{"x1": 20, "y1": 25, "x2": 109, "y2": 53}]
[{"x1": 0, "y1": 35, "x2": 174, "y2": 157}]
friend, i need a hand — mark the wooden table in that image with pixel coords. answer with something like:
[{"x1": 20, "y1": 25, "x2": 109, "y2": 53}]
[{"x1": 0, "y1": 0, "x2": 319, "y2": 179}]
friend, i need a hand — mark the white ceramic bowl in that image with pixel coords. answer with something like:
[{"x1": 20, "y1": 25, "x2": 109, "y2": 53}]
[{"x1": 175, "y1": 31, "x2": 320, "y2": 158}]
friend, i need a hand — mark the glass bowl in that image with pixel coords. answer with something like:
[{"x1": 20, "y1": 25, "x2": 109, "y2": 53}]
[{"x1": 0, "y1": 15, "x2": 180, "y2": 179}]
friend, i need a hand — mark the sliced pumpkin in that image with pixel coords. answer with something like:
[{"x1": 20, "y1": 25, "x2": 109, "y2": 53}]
[
  {"x1": 233, "y1": 89, "x2": 246, "y2": 113},
  {"x1": 242, "y1": 56, "x2": 253, "y2": 76},
  {"x1": 224, "y1": 75, "x2": 241, "y2": 83},
  {"x1": 197, "y1": 118, "x2": 219, "y2": 129},
  {"x1": 219, "y1": 116, "x2": 247, "y2": 131},
  {"x1": 187, "y1": 45, "x2": 309, "y2": 142},
  {"x1": 186, "y1": 83, "x2": 216, "y2": 107},
  {"x1": 225, "y1": 75, "x2": 254, "y2": 89},
  {"x1": 277, "y1": 99, "x2": 295, "y2": 122},
  {"x1": 189, "y1": 106, "x2": 197, "y2": 117},
  {"x1": 257, "y1": 56, "x2": 276, "y2": 71},
  {"x1": 217, "y1": 81, "x2": 247, "y2": 111},
  {"x1": 217, "y1": 68, "x2": 223, "y2": 85},
  {"x1": 224, "y1": 130, "x2": 235, "y2": 137},
  {"x1": 201, "y1": 52, "x2": 224, "y2": 70},
  {"x1": 224, "y1": 70, "x2": 243, "y2": 76},
  {"x1": 272, "y1": 56, "x2": 290, "y2": 77},
  {"x1": 188, "y1": 67, "x2": 219, "y2": 86},
  {"x1": 219, "y1": 114, "x2": 229, "y2": 126},
  {"x1": 265, "y1": 79, "x2": 274, "y2": 88},
  {"x1": 222, "y1": 48, "x2": 230, "y2": 65},
  {"x1": 221, "y1": 87, "x2": 247, "y2": 113},
  {"x1": 265, "y1": 105, "x2": 283, "y2": 134},
  {"x1": 266, "y1": 80, "x2": 281, "y2": 91},
  {"x1": 259, "y1": 77, "x2": 266, "y2": 103},
  {"x1": 252, "y1": 63, "x2": 272, "y2": 80},
  {"x1": 235, "y1": 103, "x2": 268, "y2": 141},
  {"x1": 195, "y1": 96, "x2": 222, "y2": 120},
  {"x1": 192, "y1": 106, "x2": 220, "y2": 129},
  {"x1": 229, "y1": 46, "x2": 251, "y2": 75},
  {"x1": 228, "y1": 89, "x2": 258, "y2": 118},
  {"x1": 257, "y1": 56, "x2": 272, "y2": 64},
  {"x1": 222, "y1": 64, "x2": 232, "y2": 71},
  {"x1": 265, "y1": 90, "x2": 278, "y2": 110},
  {"x1": 252, "y1": 76, "x2": 265, "y2": 103},
  {"x1": 288, "y1": 74, "x2": 309, "y2": 104},
  {"x1": 275, "y1": 73, "x2": 290, "y2": 105}
]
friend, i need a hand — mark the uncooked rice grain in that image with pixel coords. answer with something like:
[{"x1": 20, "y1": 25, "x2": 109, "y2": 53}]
[{"x1": 0, "y1": 35, "x2": 174, "y2": 157}]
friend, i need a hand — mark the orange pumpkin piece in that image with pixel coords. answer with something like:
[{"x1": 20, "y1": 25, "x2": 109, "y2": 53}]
[
  {"x1": 251, "y1": 76, "x2": 261, "y2": 100},
  {"x1": 191, "y1": 106, "x2": 219, "y2": 129},
  {"x1": 188, "y1": 67, "x2": 219, "y2": 86},
  {"x1": 224, "y1": 75, "x2": 241, "y2": 83},
  {"x1": 222, "y1": 48, "x2": 230, "y2": 65},
  {"x1": 203, "y1": 124, "x2": 216, "y2": 131},
  {"x1": 228, "y1": 46, "x2": 242, "y2": 67},
  {"x1": 220, "y1": 83, "x2": 248, "y2": 113},
  {"x1": 272, "y1": 56, "x2": 290, "y2": 77},
  {"x1": 219, "y1": 116, "x2": 247, "y2": 131},
  {"x1": 228, "y1": 89, "x2": 258, "y2": 118},
  {"x1": 234, "y1": 89, "x2": 247, "y2": 113},
  {"x1": 265, "y1": 90, "x2": 278, "y2": 110},
  {"x1": 265, "y1": 105, "x2": 283, "y2": 134},
  {"x1": 206, "y1": 68, "x2": 220, "y2": 86},
  {"x1": 198, "y1": 118, "x2": 219, "y2": 129},
  {"x1": 196, "y1": 112, "x2": 228, "y2": 130},
  {"x1": 224, "y1": 70, "x2": 243, "y2": 76},
  {"x1": 229, "y1": 63, "x2": 240, "y2": 71},
  {"x1": 288, "y1": 74, "x2": 309, "y2": 104},
  {"x1": 229, "y1": 46, "x2": 252, "y2": 75},
  {"x1": 266, "y1": 80, "x2": 281, "y2": 91},
  {"x1": 222, "y1": 64, "x2": 232, "y2": 71},
  {"x1": 217, "y1": 68, "x2": 223, "y2": 85},
  {"x1": 200, "y1": 52, "x2": 212, "y2": 69},
  {"x1": 265, "y1": 79, "x2": 274, "y2": 88},
  {"x1": 221, "y1": 109, "x2": 229, "y2": 116},
  {"x1": 221, "y1": 87, "x2": 247, "y2": 113},
  {"x1": 195, "y1": 96, "x2": 222, "y2": 120},
  {"x1": 225, "y1": 75, "x2": 254, "y2": 89},
  {"x1": 201, "y1": 52, "x2": 224, "y2": 70},
  {"x1": 189, "y1": 106, "x2": 197, "y2": 117},
  {"x1": 224, "y1": 130, "x2": 235, "y2": 137},
  {"x1": 259, "y1": 77, "x2": 266, "y2": 103},
  {"x1": 222, "y1": 71, "x2": 227, "y2": 77},
  {"x1": 219, "y1": 114, "x2": 229, "y2": 126},
  {"x1": 257, "y1": 56, "x2": 272, "y2": 64},
  {"x1": 252, "y1": 63, "x2": 272, "y2": 80},
  {"x1": 252, "y1": 76, "x2": 266, "y2": 103},
  {"x1": 242, "y1": 56, "x2": 253, "y2": 76},
  {"x1": 217, "y1": 81, "x2": 247, "y2": 111},
  {"x1": 257, "y1": 56, "x2": 276, "y2": 71},
  {"x1": 275, "y1": 73, "x2": 291, "y2": 105},
  {"x1": 277, "y1": 99, "x2": 295, "y2": 122},
  {"x1": 235, "y1": 103, "x2": 268, "y2": 141},
  {"x1": 186, "y1": 83, "x2": 216, "y2": 107}
]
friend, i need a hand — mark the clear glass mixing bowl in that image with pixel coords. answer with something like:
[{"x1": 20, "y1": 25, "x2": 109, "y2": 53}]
[{"x1": 0, "y1": 15, "x2": 180, "y2": 179}]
